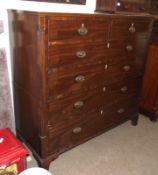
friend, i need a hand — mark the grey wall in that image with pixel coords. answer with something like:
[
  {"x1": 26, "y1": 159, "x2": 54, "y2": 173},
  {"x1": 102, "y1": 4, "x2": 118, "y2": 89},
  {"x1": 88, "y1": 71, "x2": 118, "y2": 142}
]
[{"x1": 0, "y1": 20, "x2": 15, "y2": 132}]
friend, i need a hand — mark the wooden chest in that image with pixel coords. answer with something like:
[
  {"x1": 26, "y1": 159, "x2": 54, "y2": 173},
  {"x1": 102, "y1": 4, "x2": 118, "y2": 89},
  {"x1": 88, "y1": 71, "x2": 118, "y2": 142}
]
[{"x1": 9, "y1": 10, "x2": 152, "y2": 169}]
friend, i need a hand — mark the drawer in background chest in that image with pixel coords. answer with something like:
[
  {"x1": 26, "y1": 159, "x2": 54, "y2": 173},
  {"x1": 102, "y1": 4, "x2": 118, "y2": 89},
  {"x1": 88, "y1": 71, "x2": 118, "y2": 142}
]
[
  {"x1": 47, "y1": 96, "x2": 138, "y2": 155},
  {"x1": 47, "y1": 16, "x2": 109, "y2": 43},
  {"x1": 47, "y1": 77, "x2": 141, "y2": 128},
  {"x1": 116, "y1": 1, "x2": 149, "y2": 13}
]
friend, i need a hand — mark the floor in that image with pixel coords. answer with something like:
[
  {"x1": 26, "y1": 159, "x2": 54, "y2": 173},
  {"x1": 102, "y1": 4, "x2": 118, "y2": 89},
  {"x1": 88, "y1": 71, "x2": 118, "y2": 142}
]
[{"x1": 27, "y1": 115, "x2": 158, "y2": 175}]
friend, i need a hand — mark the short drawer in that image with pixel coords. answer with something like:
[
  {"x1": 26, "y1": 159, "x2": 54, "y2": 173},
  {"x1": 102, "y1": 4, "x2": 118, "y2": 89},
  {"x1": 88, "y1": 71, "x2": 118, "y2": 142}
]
[
  {"x1": 47, "y1": 77, "x2": 141, "y2": 128},
  {"x1": 48, "y1": 97, "x2": 138, "y2": 154},
  {"x1": 47, "y1": 16, "x2": 109, "y2": 43},
  {"x1": 110, "y1": 18, "x2": 151, "y2": 41}
]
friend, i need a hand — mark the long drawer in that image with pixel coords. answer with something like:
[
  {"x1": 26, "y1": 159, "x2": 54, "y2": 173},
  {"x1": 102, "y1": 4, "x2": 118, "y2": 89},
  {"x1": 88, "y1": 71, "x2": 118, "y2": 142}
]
[
  {"x1": 47, "y1": 16, "x2": 110, "y2": 43},
  {"x1": 48, "y1": 41, "x2": 135, "y2": 68},
  {"x1": 47, "y1": 59, "x2": 143, "y2": 100},
  {"x1": 47, "y1": 77, "x2": 141, "y2": 128},
  {"x1": 47, "y1": 96, "x2": 138, "y2": 155}
]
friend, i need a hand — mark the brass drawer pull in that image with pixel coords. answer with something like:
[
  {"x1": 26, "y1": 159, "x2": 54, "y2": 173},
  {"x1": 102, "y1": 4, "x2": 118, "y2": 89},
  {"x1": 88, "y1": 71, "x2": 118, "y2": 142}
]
[
  {"x1": 74, "y1": 101, "x2": 84, "y2": 108},
  {"x1": 65, "y1": 0, "x2": 70, "y2": 2},
  {"x1": 75, "y1": 75, "x2": 85, "y2": 83},
  {"x1": 78, "y1": 24, "x2": 88, "y2": 36},
  {"x1": 129, "y1": 23, "x2": 136, "y2": 33},
  {"x1": 76, "y1": 51, "x2": 87, "y2": 58},
  {"x1": 73, "y1": 127, "x2": 82, "y2": 134},
  {"x1": 126, "y1": 45, "x2": 133, "y2": 52},
  {"x1": 117, "y1": 108, "x2": 125, "y2": 114},
  {"x1": 121, "y1": 86, "x2": 128, "y2": 93},
  {"x1": 123, "y1": 65, "x2": 131, "y2": 71}
]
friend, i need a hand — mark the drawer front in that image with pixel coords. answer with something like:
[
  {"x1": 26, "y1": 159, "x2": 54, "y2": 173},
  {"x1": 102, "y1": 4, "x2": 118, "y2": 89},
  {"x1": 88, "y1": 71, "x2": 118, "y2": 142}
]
[
  {"x1": 116, "y1": 1, "x2": 149, "y2": 13},
  {"x1": 47, "y1": 58, "x2": 143, "y2": 100},
  {"x1": 48, "y1": 97, "x2": 138, "y2": 154},
  {"x1": 110, "y1": 19, "x2": 151, "y2": 41},
  {"x1": 47, "y1": 16, "x2": 109, "y2": 43},
  {"x1": 48, "y1": 40, "x2": 137, "y2": 68},
  {"x1": 47, "y1": 55, "x2": 142, "y2": 78},
  {"x1": 48, "y1": 42, "x2": 109, "y2": 67},
  {"x1": 47, "y1": 77, "x2": 141, "y2": 128}
]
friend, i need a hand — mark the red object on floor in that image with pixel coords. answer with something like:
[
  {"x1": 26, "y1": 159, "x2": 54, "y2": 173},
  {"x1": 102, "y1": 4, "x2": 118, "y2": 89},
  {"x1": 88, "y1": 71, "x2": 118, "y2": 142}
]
[{"x1": 0, "y1": 128, "x2": 28, "y2": 174}]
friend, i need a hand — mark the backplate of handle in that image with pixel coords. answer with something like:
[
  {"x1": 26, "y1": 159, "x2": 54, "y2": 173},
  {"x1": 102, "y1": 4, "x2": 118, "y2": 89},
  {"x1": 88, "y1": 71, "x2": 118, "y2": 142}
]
[{"x1": 76, "y1": 51, "x2": 87, "y2": 58}]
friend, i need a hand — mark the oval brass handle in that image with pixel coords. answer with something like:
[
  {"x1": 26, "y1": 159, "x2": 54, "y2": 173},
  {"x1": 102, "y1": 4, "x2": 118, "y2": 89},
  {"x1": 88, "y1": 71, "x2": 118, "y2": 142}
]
[
  {"x1": 73, "y1": 127, "x2": 82, "y2": 134},
  {"x1": 76, "y1": 51, "x2": 87, "y2": 58},
  {"x1": 65, "y1": 0, "x2": 70, "y2": 2},
  {"x1": 123, "y1": 65, "x2": 131, "y2": 71},
  {"x1": 117, "y1": 108, "x2": 125, "y2": 114},
  {"x1": 129, "y1": 23, "x2": 136, "y2": 33},
  {"x1": 120, "y1": 86, "x2": 128, "y2": 93},
  {"x1": 126, "y1": 45, "x2": 133, "y2": 52},
  {"x1": 78, "y1": 24, "x2": 88, "y2": 36},
  {"x1": 74, "y1": 101, "x2": 84, "y2": 108},
  {"x1": 75, "y1": 75, "x2": 85, "y2": 83}
]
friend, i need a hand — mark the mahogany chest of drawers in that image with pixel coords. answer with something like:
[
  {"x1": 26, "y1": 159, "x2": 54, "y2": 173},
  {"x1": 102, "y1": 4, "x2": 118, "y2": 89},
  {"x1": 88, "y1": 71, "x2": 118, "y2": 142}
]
[{"x1": 9, "y1": 10, "x2": 152, "y2": 169}]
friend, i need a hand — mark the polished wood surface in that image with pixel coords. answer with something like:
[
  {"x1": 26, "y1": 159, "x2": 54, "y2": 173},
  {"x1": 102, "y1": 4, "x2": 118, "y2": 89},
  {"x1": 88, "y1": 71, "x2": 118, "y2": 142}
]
[
  {"x1": 9, "y1": 10, "x2": 152, "y2": 169},
  {"x1": 140, "y1": 43, "x2": 158, "y2": 121}
]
